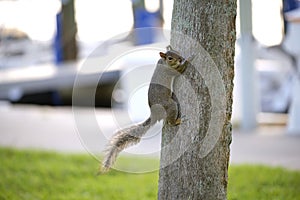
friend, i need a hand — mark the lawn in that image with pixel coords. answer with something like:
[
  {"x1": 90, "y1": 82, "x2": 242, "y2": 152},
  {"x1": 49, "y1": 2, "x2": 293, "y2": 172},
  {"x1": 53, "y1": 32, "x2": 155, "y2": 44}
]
[{"x1": 1, "y1": 148, "x2": 300, "y2": 200}]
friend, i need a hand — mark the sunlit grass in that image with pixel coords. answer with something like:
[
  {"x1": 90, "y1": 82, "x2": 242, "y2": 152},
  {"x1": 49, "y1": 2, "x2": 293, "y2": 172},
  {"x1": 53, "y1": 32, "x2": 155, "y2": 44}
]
[
  {"x1": 1, "y1": 148, "x2": 299, "y2": 200},
  {"x1": 0, "y1": 148, "x2": 158, "y2": 200},
  {"x1": 228, "y1": 165, "x2": 300, "y2": 200}
]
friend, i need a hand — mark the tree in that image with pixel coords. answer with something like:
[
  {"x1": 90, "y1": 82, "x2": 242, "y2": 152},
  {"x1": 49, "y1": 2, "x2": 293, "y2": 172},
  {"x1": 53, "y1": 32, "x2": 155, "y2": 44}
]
[
  {"x1": 158, "y1": 0, "x2": 236, "y2": 199},
  {"x1": 61, "y1": 0, "x2": 77, "y2": 61}
]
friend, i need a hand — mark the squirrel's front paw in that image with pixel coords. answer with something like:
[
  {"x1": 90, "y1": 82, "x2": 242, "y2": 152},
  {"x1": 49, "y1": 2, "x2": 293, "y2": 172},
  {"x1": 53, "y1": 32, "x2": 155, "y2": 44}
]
[
  {"x1": 168, "y1": 115, "x2": 187, "y2": 126},
  {"x1": 178, "y1": 115, "x2": 188, "y2": 125}
]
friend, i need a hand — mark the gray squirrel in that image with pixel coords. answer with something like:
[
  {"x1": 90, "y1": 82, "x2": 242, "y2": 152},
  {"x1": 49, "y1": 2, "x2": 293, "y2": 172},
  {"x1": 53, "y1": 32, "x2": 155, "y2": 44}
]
[{"x1": 101, "y1": 45, "x2": 194, "y2": 172}]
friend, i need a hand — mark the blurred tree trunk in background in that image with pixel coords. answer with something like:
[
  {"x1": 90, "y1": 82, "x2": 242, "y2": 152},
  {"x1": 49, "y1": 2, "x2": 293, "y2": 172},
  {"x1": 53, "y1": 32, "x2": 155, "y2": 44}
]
[
  {"x1": 62, "y1": 0, "x2": 77, "y2": 61},
  {"x1": 158, "y1": 0, "x2": 236, "y2": 199}
]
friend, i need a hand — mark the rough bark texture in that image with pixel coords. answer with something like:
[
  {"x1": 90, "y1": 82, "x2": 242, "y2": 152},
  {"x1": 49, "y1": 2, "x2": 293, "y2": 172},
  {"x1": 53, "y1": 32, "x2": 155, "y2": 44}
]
[{"x1": 158, "y1": 0, "x2": 236, "y2": 200}]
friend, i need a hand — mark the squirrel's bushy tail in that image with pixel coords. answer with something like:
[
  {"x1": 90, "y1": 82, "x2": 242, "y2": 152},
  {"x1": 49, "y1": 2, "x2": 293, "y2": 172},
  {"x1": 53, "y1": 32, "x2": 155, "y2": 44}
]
[{"x1": 101, "y1": 118, "x2": 152, "y2": 172}]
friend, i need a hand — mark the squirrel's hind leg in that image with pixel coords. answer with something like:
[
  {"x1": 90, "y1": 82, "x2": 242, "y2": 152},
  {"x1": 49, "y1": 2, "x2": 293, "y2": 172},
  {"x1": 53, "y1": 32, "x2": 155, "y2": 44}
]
[{"x1": 164, "y1": 93, "x2": 182, "y2": 126}]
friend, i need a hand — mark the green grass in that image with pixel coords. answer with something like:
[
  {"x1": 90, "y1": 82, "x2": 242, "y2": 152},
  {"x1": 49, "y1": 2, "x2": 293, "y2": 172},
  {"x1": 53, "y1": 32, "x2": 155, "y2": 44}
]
[
  {"x1": 228, "y1": 165, "x2": 300, "y2": 200},
  {"x1": 0, "y1": 148, "x2": 157, "y2": 200},
  {"x1": 0, "y1": 148, "x2": 300, "y2": 200}
]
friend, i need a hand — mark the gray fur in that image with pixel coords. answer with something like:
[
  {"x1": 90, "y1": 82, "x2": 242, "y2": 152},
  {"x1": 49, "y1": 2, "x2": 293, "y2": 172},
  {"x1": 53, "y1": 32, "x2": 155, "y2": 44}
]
[
  {"x1": 100, "y1": 46, "x2": 189, "y2": 172},
  {"x1": 101, "y1": 118, "x2": 152, "y2": 172}
]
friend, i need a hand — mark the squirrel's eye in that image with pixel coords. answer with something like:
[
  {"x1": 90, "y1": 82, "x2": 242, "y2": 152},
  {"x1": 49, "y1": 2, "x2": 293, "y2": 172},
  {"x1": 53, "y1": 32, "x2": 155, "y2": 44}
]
[{"x1": 167, "y1": 56, "x2": 173, "y2": 61}]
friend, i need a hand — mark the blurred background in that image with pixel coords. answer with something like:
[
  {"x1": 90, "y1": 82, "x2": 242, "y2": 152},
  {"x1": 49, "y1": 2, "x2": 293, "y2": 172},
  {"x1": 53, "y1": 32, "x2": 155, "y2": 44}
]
[{"x1": 0, "y1": 0, "x2": 300, "y2": 169}]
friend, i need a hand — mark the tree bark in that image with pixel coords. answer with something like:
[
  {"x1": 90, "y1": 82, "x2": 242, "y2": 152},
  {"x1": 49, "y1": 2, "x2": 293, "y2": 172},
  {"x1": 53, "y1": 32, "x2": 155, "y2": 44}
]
[
  {"x1": 158, "y1": 0, "x2": 236, "y2": 199},
  {"x1": 62, "y1": 0, "x2": 77, "y2": 61}
]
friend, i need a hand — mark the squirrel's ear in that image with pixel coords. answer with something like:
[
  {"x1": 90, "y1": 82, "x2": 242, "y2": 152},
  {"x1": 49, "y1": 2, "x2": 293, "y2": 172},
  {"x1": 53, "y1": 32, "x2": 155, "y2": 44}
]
[
  {"x1": 166, "y1": 45, "x2": 173, "y2": 51},
  {"x1": 159, "y1": 52, "x2": 166, "y2": 59}
]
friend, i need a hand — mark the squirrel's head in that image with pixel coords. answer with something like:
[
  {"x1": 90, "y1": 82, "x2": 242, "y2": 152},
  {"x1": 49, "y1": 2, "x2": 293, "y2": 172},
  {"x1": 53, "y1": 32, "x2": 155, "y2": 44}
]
[{"x1": 159, "y1": 51, "x2": 182, "y2": 69}]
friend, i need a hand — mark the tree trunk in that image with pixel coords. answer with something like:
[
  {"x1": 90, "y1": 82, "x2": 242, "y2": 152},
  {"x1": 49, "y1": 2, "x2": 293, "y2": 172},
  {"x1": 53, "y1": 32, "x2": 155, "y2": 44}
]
[
  {"x1": 62, "y1": 0, "x2": 77, "y2": 61},
  {"x1": 158, "y1": 0, "x2": 236, "y2": 199}
]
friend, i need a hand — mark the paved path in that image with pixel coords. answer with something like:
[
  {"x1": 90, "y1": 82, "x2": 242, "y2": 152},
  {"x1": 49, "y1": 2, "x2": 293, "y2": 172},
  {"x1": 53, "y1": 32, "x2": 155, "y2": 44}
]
[
  {"x1": 0, "y1": 104, "x2": 300, "y2": 170},
  {"x1": 231, "y1": 126, "x2": 300, "y2": 170}
]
